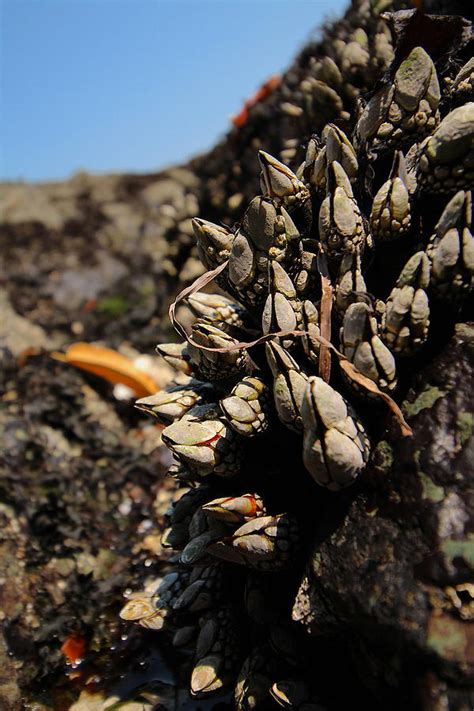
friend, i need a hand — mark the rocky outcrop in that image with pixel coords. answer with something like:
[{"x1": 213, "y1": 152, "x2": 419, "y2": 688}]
[
  {"x1": 0, "y1": 169, "x2": 202, "y2": 353},
  {"x1": 293, "y1": 324, "x2": 474, "y2": 709}
]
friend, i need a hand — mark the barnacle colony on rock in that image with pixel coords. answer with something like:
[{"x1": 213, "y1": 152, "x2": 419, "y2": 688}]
[{"x1": 121, "y1": 4, "x2": 474, "y2": 706}]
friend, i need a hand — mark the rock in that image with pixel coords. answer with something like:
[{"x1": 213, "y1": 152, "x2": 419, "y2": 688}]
[
  {"x1": 51, "y1": 251, "x2": 128, "y2": 310},
  {"x1": 0, "y1": 289, "x2": 49, "y2": 355},
  {"x1": 0, "y1": 169, "x2": 203, "y2": 353},
  {"x1": 0, "y1": 351, "x2": 171, "y2": 706},
  {"x1": 293, "y1": 324, "x2": 474, "y2": 707},
  {"x1": 0, "y1": 183, "x2": 80, "y2": 229}
]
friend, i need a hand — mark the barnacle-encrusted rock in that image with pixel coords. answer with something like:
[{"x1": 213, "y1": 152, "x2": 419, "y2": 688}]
[
  {"x1": 355, "y1": 45, "x2": 440, "y2": 154},
  {"x1": 121, "y1": 4, "x2": 474, "y2": 707},
  {"x1": 3, "y1": 1, "x2": 474, "y2": 707},
  {"x1": 293, "y1": 324, "x2": 474, "y2": 707},
  {"x1": 191, "y1": 607, "x2": 242, "y2": 696}
]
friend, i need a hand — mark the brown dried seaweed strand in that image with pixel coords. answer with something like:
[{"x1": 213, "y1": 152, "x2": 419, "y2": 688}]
[
  {"x1": 169, "y1": 263, "x2": 412, "y2": 438},
  {"x1": 169, "y1": 261, "x2": 230, "y2": 342},
  {"x1": 318, "y1": 254, "x2": 333, "y2": 383}
]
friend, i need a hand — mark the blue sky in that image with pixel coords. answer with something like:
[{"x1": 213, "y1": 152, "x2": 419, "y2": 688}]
[{"x1": 1, "y1": 0, "x2": 347, "y2": 182}]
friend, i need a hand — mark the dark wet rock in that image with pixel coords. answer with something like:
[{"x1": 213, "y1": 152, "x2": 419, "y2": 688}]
[
  {"x1": 0, "y1": 350, "x2": 173, "y2": 707},
  {"x1": 293, "y1": 323, "x2": 474, "y2": 709}
]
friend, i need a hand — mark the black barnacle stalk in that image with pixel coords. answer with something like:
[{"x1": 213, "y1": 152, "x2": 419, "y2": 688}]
[{"x1": 121, "y1": 2, "x2": 474, "y2": 706}]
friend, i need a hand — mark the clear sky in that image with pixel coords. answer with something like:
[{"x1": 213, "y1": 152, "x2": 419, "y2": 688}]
[{"x1": 1, "y1": 0, "x2": 347, "y2": 182}]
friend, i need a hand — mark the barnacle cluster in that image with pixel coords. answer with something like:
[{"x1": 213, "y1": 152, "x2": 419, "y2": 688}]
[{"x1": 121, "y1": 3, "x2": 473, "y2": 707}]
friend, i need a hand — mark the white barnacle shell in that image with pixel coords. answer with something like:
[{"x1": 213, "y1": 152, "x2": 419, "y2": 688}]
[
  {"x1": 340, "y1": 302, "x2": 397, "y2": 393},
  {"x1": 135, "y1": 379, "x2": 211, "y2": 425},
  {"x1": 335, "y1": 248, "x2": 367, "y2": 316},
  {"x1": 370, "y1": 151, "x2": 411, "y2": 241},
  {"x1": 162, "y1": 405, "x2": 240, "y2": 478},
  {"x1": 230, "y1": 514, "x2": 299, "y2": 570},
  {"x1": 191, "y1": 608, "x2": 240, "y2": 696},
  {"x1": 265, "y1": 341, "x2": 308, "y2": 432},
  {"x1": 319, "y1": 161, "x2": 367, "y2": 259},
  {"x1": 301, "y1": 376, "x2": 370, "y2": 490},
  {"x1": 188, "y1": 321, "x2": 249, "y2": 382},
  {"x1": 418, "y1": 103, "x2": 474, "y2": 193},
  {"x1": 192, "y1": 218, "x2": 234, "y2": 270},
  {"x1": 262, "y1": 260, "x2": 300, "y2": 348},
  {"x1": 382, "y1": 251, "x2": 430, "y2": 356},
  {"x1": 220, "y1": 376, "x2": 270, "y2": 437},
  {"x1": 426, "y1": 190, "x2": 474, "y2": 302},
  {"x1": 258, "y1": 150, "x2": 309, "y2": 205},
  {"x1": 202, "y1": 493, "x2": 266, "y2": 523},
  {"x1": 325, "y1": 124, "x2": 358, "y2": 181},
  {"x1": 394, "y1": 46, "x2": 439, "y2": 113},
  {"x1": 382, "y1": 251, "x2": 431, "y2": 356}
]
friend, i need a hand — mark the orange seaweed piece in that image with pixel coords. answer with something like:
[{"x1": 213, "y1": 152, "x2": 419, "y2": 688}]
[
  {"x1": 61, "y1": 634, "x2": 86, "y2": 664},
  {"x1": 232, "y1": 107, "x2": 249, "y2": 128},
  {"x1": 52, "y1": 342, "x2": 158, "y2": 398},
  {"x1": 231, "y1": 74, "x2": 281, "y2": 128}
]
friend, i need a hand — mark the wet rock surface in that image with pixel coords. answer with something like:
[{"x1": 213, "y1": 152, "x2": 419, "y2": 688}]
[
  {"x1": 293, "y1": 323, "x2": 474, "y2": 709},
  {"x1": 0, "y1": 351, "x2": 177, "y2": 709}
]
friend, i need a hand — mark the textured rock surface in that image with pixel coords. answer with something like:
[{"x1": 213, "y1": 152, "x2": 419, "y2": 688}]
[
  {"x1": 0, "y1": 351, "x2": 176, "y2": 709},
  {"x1": 293, "y1": 323, "x2": 474, "y2": 709},
  {"x1": 0, "y1": 169, "x2": 202, "y2": 353}
]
